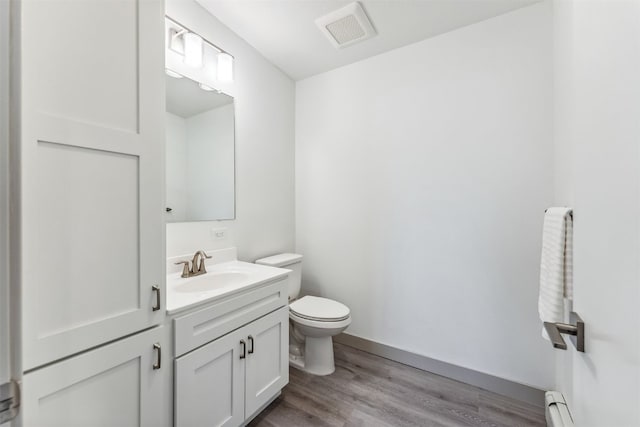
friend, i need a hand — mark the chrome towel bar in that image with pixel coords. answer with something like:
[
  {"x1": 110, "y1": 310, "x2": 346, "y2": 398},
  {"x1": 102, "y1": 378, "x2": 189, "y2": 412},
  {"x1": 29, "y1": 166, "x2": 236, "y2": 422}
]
[{"x1": 544, "y1": 312, "x2": 585, "y2": 352}]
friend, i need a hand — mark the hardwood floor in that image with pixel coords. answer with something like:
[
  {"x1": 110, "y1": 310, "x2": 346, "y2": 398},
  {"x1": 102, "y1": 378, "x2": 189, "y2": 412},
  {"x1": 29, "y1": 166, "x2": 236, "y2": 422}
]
[{"x1": 249, "y1": 343, "x2": 546, "y2": 427}]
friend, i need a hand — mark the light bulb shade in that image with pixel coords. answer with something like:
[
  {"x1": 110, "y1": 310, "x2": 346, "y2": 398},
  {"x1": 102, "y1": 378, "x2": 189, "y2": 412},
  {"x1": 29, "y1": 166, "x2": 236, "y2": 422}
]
[
  {"x1": 165, "y1": 69, "x2": 183, "y2": 79},
  {"x1": 217, "y1": 53, "x2": 234, "y2": 82},
  {"x1": 183, "y1": 32, "x2": 203, "y2": 68},
  {"x1": 199, "y1": 83, "x2": 215, "y2": 91}
]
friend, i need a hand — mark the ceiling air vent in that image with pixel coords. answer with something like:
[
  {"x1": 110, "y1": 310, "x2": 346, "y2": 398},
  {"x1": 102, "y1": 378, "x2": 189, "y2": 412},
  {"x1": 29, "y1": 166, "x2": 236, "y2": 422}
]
[{"x1": 316, "y1": 2, "x2": 376, "y2": 49}]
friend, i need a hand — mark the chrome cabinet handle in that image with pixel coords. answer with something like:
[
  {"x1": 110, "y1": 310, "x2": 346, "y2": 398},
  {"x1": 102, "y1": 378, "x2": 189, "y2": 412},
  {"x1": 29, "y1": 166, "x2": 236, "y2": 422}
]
[
  {"x1": 152, "y1": 285, "x2": 161, "y2": 311},
  {"x1": 153, "y1": 343, "x2": 161, "y2": 370},
  {"x1": 240, "y1": 340, "x2": 246, "y2": 359},
  {"x1": 248, "y1": 335, "x2": 254, "y2": 354}
]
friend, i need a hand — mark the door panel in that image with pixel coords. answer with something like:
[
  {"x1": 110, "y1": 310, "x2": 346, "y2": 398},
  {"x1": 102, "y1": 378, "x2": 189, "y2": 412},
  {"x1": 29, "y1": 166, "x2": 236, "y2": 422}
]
[
  {"x1": 245, "y1": 307, "x2": 289, "y2": 417},
  {"x1": 22, "y1": 327, "x2": 165, "y2": 427},
  {"x1": 553, "y1": 1, "x2": 640, "y2": 425},
  {"x1": 35, "y1": 143, "x2": 140, "y2": 337},
  {"x1": 175, "y1": 328, "x2": 245, "y2": 427},
  {"x1": 24, "y1": 0, "x2": 139, "y2": 131},
  {"x1": 19, "y1": 0, "x2": 165, "y2": 370}
]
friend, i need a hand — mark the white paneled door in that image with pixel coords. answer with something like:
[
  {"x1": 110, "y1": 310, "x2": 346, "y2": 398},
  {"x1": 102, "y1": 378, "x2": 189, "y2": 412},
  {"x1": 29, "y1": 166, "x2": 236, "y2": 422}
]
[
  {"x1": 19, "y1": 0, "x2": 165, "y2": 370},
  {"x1": 554, "y1": 1, "x2": 640, "y2": 425}
]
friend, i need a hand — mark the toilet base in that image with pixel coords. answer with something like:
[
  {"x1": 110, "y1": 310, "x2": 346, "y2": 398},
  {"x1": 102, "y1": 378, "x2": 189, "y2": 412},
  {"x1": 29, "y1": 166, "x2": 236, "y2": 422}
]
[{"x1": 288, "y1": 336, "x2": 336, "y2": 376}]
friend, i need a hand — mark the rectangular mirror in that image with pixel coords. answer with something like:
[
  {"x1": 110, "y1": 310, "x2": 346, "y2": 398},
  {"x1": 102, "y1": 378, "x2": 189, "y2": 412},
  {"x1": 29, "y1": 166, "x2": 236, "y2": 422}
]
[{"x1": 165, "y1": 74, "x2": 235, "y2": 222}]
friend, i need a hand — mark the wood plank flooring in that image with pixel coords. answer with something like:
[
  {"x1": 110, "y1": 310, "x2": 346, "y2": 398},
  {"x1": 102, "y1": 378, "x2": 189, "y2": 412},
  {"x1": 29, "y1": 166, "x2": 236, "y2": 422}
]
[{"x1": 249, "y1": 343, "x2": 546, "y2": 427}]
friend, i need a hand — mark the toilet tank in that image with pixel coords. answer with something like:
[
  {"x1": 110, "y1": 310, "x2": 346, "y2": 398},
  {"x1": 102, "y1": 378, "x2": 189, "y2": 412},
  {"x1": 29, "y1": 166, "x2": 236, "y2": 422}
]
[{"x1": 255, "y1": 253, "x2": 303, "y2": 301}]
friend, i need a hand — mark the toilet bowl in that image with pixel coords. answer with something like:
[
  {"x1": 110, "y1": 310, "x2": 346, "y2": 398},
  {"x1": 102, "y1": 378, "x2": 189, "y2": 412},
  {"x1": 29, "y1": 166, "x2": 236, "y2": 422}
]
[
  {"x1": 289, "y1": 295, "x2": 351, "y2": 375},
  {"x1": 255, "y1": 254, "x2": 351, "y2": 376}
]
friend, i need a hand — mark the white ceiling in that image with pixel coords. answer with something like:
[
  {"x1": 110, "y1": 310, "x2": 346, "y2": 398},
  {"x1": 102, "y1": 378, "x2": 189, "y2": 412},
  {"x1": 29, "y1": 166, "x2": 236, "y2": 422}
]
[{"x1": 195, "y1": 0, "x2": 540, "y2": 81}]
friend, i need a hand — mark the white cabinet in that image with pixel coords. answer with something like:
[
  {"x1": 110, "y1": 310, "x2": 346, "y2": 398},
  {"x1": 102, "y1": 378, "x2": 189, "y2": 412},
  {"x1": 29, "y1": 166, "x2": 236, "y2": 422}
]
[
  {"x1": 173, "y1": 278, "x2": 288, "y2": 356},
  {"x1": 18, "y1": 0, "x2": 166, "y2": 370},
  {"x1": 22, "y1": 327, "x2": 166, "y2": 427},
  {"x1": 245, "y1": 309, "x2": 290, "y2": 417},
  {"x1": 174, "y1": 325, "x2": 245, "y2": 427},
  {"x1": 175, "y1": 307, "x2": 289, "y2": 427}
]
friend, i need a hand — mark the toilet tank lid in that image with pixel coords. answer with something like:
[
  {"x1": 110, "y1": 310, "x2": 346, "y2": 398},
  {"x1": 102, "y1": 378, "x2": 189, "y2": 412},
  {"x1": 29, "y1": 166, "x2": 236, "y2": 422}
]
[{"x1": 255, "y1": 253, "x2": 303, "y2": 267}]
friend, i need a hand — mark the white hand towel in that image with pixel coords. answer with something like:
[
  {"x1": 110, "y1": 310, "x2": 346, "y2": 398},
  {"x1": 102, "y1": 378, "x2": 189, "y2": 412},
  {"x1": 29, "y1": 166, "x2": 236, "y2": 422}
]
[{"x1": 539, "y1": 207, "x2": 573, "y2": 339}]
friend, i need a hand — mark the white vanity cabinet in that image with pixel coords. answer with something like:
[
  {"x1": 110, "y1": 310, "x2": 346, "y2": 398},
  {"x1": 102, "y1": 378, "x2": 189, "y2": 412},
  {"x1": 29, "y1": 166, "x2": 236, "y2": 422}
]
[
  {"x1": 172, "y1": 274, "x2": 290, "y2": 427},
  {"x1": 22, "y1": 327, "x2": 166, "y2": 427},
  {"x1": 175, "y1": 308, "x2": 288, "y2": 427}
]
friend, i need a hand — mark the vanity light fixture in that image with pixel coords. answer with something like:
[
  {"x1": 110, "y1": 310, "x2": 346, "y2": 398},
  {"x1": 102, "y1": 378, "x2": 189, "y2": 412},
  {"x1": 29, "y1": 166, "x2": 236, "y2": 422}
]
[
  {"x1": 165, "y1": 69, "x2": 183, "y2": 79},
  {"x1": 183, "y1": 32, "x2": 203, "y2": 68},
  {"x1": 166, "y1": 16, "x2": 235, "y2": 82},
  {"x1": 217, "y1": 52, "x2": 234, "y2": 82}
]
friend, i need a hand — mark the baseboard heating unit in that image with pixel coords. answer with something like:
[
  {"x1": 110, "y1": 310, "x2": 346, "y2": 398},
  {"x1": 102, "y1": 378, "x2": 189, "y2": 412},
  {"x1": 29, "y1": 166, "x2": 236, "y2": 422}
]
[{"x1": 546, "y1": 391, "x2": 574, "y2": 427}]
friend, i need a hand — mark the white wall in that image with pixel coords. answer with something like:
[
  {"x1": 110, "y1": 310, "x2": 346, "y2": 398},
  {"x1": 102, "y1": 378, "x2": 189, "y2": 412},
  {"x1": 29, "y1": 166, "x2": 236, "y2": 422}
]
[
  {"x1": 553, "y1": 1, "x2": 640, "y2": 425},
  {"x1": 165, "y1": 112, "x2": 188, "y2": 222},
  {"x1": 296, "y1": 3, "x2": 555, "y2": 390},
  {"x1": 186, "y1": 104, "x2": 235, "y2": 221},
  {"x1": 165, "y1": 0, "x2": 295, "y2": 261}
]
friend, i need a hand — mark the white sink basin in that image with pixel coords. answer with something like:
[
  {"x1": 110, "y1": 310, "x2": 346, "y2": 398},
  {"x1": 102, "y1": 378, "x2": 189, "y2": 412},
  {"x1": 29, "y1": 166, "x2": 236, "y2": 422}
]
[
  {"x1": 166, "y1": 255, "x2": 291, "y2": 315},
  {"x1": 174, "y1": 271, "x2": 250, "y2": 293}
]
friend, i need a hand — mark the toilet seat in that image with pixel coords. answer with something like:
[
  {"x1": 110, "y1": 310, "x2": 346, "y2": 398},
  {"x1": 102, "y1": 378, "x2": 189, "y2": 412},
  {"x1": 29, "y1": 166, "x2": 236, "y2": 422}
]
[{"x1": 289, "y1": 296, "x2": 350, "y2": 322}]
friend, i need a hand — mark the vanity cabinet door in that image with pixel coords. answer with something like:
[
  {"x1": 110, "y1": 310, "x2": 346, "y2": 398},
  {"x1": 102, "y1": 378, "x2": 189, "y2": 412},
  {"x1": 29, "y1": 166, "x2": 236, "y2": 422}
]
[
  {"x1": 175, "y1": 327, "x2": 246, "y2": 427},
  {"x1": 19, "y1": 0, "x2": 166, "y2": 370},
  {"x1": 22, "y1": 327, "x2": 166, "y2": 427},
  {"x1": 244, "y1": 307, "x2": 289, "y2": 417}
]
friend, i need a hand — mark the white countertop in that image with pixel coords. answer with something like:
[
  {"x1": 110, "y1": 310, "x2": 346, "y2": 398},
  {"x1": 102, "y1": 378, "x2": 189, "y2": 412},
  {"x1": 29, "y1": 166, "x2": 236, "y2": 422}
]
[{"x1": 166, "y1": 258, "x2": 290, "y2": 316}]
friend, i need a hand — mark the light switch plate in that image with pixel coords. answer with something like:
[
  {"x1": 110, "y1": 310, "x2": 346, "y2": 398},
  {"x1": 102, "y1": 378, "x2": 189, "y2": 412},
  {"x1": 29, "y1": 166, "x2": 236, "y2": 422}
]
[{"x1": 211, "y1": 228, "x2": 228, "y2": 241}]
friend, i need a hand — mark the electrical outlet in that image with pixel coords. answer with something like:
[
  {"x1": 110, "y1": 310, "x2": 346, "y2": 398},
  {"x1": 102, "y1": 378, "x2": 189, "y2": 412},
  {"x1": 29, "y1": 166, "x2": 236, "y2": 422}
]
[{"x1": 211, "y1": 228, "x2": 228, "y2": 241}]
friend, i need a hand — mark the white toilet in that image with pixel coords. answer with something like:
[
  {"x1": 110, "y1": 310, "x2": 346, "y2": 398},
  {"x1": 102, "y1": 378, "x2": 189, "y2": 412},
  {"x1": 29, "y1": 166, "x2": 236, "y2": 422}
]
[{"x1": 255, "y1": 253, "x2": 351, "y2": 376}]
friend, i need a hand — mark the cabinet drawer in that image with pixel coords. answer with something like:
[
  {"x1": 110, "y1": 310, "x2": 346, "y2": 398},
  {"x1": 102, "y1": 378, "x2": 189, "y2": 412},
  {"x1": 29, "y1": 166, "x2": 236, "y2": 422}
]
[{"x1": 173, "y1": 278, "x2": 287, "y2": 356}]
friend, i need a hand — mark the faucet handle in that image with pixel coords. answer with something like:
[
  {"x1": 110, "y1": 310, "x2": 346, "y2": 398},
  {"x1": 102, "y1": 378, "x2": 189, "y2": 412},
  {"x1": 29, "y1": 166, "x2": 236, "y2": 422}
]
[
  {"x1": 196, "y1": 250, "x2": 211, "y2": 273},
  {"x1": 175, "y1": 260, "x2": 191, "y2": 278}
]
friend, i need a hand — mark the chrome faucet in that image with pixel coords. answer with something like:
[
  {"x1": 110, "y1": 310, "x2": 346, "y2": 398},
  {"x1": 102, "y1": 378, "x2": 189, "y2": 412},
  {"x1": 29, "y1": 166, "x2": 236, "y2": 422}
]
[
  {"x1": 191, "y1": 250, "x2": 211, "y2": 275},
  {"x1": 175, "y1": 250, "x2": 212, "y2": 278}
]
